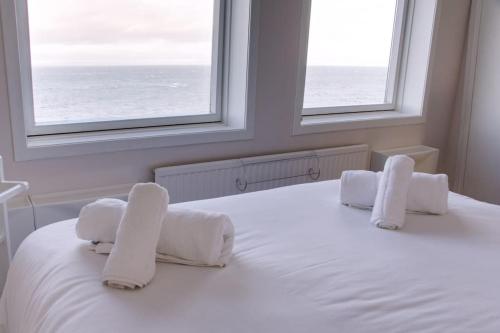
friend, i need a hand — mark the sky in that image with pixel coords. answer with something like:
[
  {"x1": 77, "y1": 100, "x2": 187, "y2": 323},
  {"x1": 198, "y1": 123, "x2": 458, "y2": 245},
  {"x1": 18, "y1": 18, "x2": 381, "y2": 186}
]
[
  {"x1": 28, "y1": 0, "x2": 215, "y2": 66},
  {"x1": 28, "y1": 0, "x2": 397, "y2": 67},
  {"x1": 307, "y1": 0, "x2": 397, "y2": 67}
]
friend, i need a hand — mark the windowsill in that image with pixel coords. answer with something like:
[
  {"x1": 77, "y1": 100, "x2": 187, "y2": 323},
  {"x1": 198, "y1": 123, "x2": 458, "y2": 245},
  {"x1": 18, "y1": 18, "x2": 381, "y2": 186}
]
[
  {"x1": 293, "y1": 110, "x2": 425, "y2": 135},
  {"x1": 17, "y1": 122, "x2": 253, "y2": 161}
]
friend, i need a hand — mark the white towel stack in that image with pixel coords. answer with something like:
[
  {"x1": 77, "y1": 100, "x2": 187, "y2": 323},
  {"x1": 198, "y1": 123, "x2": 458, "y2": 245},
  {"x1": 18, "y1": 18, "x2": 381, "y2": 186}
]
[
  {"x1": 340, "y1": 155, "x2": 449, "y2": 230},
  {"x1": 77, "y1": 193, "x2": 235, "y2": 274},
  {"x1": 102, "y1": 183, "x2": 168, "y2": 289},
  {"x1": 340, "y1": 170, "x2": 449, "y2": 214}
]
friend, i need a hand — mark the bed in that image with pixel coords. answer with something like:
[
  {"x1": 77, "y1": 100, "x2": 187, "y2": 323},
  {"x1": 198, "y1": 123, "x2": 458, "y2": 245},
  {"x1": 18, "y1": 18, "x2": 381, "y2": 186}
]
[{"x1": 1, "y1": 180, "x2": 500, "y2": 332}]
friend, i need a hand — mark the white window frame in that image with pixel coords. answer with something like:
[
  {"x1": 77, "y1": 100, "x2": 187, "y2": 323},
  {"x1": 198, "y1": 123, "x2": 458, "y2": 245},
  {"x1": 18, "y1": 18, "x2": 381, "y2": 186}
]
[
  {"x1": 293, "y1": 0, "x2": 441, "y2": 135},
  {"x1": 15, "y1": 0, "x2": 227, "y2": 136},
  {"x1": 1, "y1": 0, "x2": 257, "y2": 160},
  {"x1": 300, "y1": 0, "x2": 409, "y2": 117}
]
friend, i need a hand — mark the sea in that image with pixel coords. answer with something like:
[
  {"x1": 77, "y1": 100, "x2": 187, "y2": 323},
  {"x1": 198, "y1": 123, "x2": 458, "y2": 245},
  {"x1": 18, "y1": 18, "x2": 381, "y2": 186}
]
[{"x1": 31, "y1": 65, "x2": 388, "y2": 124}]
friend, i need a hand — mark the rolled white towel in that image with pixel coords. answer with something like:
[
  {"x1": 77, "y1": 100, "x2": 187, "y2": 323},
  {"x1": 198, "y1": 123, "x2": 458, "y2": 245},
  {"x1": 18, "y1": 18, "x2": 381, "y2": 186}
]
[
  {"x1": 102, "y1": 183, "x2": 168, "y2": 289},
  {"x1": 340, "y1": 170, "x2": 448, "y2": 215},
  {"x1": 77, "y1": 201, "x2": 234, "y2": 267},
  {"x1": 406, "y1": 172, "x2": 449, "y2": 215},
  {"x1": 76, "y1": 198, "x2": 126, "y2": 243},
  {"x1": 370, "y1": 155, "x2": 415, "y2": 230},
  {"x1": 157, "y1": 207, "x2": 234, "y2": 267},
  {"x1": 340, "y1": 170, "x2": 380, "y2": 209}
]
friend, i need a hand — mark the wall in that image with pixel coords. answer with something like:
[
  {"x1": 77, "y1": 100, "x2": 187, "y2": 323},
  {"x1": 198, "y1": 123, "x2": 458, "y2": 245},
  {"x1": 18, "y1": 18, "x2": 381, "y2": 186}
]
[
  {"x1": 423, "y1": 0, "x2": 471, "y2": 171},
  {"x1": 0, "y1": 0, "x2": 469, "y2": 197},
  {"x1": 461, "y1": 0, "x2": 500, "y2": 204}
]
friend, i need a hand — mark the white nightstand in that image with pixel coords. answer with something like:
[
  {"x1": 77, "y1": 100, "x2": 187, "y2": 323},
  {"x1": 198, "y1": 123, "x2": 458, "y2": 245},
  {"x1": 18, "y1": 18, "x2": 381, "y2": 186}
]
[
  {"x1": 0, "y1": 156, "x2": 29, "y2": 262},
  {"x1": 370, "y1": 145, "x2": 440, "y2": 174}
]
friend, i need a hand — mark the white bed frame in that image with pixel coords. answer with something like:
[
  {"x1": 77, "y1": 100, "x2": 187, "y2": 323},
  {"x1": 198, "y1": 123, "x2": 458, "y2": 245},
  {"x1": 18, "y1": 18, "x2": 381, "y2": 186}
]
[{"x1": 0, "y1": 156, "x2": 29, "y2": 262}]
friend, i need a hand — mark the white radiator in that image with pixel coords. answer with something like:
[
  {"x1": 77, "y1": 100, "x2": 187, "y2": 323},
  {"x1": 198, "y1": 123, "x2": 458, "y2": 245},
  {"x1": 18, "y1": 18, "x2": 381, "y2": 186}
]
[{"x1": 155, "y1": 145, "x2": 370, "y2": 203}]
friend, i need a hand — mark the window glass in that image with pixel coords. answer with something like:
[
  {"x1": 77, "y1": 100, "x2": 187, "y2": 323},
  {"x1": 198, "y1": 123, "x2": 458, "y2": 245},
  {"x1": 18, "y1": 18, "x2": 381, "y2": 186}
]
[
  {"x1": 303, "y1": 0, "x2": 399, "y2": 110},
  {"x1": 27, "y1": 0, "x2": 215, "y2": 125}
]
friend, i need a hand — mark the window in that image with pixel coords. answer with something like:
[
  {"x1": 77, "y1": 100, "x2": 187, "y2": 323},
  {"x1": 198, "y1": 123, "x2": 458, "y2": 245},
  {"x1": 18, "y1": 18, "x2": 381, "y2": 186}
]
[
  {"x1": 302, "y1": 0, "x2": 408, "y2": 116},
  {"x1": 23, "y1": 0, "x2": 226, "y2": 135},
  {"x1": 2, "y1": 0, "x2": 254, "y2": 160}
]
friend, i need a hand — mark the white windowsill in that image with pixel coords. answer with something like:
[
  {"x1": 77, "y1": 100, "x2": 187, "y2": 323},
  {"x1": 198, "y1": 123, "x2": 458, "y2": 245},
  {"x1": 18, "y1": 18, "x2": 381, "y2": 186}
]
[
  {"x1": 293, "y1": 110, "x2": 425, "y2": 135},
  {"x1": 17, "y1": 122, "x2": 253, "y2": 161}
]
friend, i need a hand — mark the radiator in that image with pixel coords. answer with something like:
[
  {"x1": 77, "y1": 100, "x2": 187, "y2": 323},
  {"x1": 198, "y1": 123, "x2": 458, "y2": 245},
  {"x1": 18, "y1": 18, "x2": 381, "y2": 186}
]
[{"x1": 155, "y1": 144, "x2": 370, "y2": 203}]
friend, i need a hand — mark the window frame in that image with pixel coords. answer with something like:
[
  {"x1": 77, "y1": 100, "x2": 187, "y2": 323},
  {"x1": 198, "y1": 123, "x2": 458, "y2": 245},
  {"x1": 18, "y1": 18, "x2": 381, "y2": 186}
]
[
  {"x1": 300, "y1": 0, "x2": 409, "y2": 117},
  {"x1": 15, "y1": 0, "x2": 228, "y2": 136}
]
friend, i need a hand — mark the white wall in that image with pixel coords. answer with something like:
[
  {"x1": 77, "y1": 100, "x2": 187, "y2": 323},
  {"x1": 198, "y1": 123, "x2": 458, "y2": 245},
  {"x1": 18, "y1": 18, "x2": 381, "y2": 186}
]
[
  {"x1": 461, "y1": 0, "x2": 500, "y2": 204},
  {"x1": 423, "y1": 0, "x2": 471, "y2": 171},
  {"x1": 0, "y1": 0, "x2": 469, "y2": 197}
]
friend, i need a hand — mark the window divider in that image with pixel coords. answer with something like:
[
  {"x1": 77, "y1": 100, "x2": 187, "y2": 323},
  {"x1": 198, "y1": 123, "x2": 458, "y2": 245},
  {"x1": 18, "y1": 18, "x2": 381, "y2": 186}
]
[{"x1": 385, "y1": 0, "x2": 411, "y2": 105}]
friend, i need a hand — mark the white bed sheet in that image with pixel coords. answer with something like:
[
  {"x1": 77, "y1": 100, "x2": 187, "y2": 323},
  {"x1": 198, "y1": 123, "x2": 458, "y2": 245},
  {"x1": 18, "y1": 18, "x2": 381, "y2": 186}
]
[{"x1": 1, "y1": 180, "x2": 500, "y2": 333}]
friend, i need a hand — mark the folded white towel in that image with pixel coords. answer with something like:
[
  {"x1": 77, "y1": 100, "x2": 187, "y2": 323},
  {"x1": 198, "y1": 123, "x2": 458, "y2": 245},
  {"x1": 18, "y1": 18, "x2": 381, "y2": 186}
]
[
  {"x1": 340, "y1": 170, "x2": 449, "y2": 214},
  {"x1": 102, "y1": 183, "x2": 168, "y2": 289},
  {"x1": 78, "y1": 201, "x2": 234, "y2": 267},
  {"x1": 370, "y1": 155, "x2": 415, "y2": 230}
]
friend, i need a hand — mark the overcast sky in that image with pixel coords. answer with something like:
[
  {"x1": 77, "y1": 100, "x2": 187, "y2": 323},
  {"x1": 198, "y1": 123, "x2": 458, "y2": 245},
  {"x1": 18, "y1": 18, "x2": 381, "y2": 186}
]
[
  {"x1": 28, "y1": 0, "x2": 397, "y2": 67},
  {"x1": 307, "y1": 0, "x2": 397, "y2": 67}
]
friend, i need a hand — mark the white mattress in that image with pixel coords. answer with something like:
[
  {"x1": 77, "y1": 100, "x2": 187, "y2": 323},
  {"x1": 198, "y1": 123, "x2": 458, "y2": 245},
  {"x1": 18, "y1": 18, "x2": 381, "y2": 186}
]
[{"x1": 2, "y1": 180, "x2": 500, "y2": 333}]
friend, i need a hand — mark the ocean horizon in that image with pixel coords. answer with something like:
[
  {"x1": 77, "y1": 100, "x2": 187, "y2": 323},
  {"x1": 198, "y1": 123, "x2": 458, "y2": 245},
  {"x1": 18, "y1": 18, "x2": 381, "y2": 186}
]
[{"x1": 31, "y1": 65, "x2": 388, "y2": 124}]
